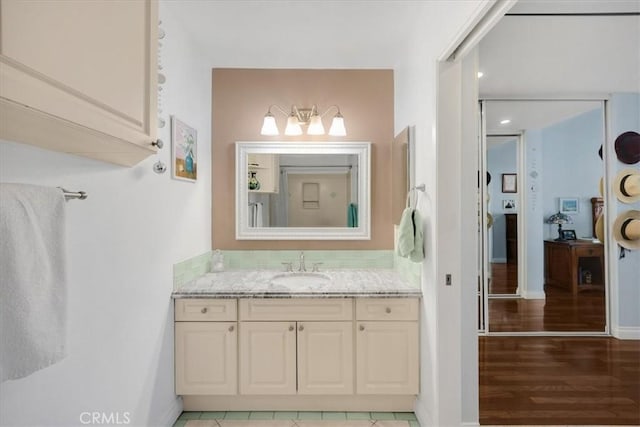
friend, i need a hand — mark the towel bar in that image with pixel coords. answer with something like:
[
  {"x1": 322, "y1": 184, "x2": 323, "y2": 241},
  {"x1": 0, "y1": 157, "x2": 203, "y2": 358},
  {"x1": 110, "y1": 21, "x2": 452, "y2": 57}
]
[{"x1": 58, "y1": 187, "x2": 88, "y2": 200}]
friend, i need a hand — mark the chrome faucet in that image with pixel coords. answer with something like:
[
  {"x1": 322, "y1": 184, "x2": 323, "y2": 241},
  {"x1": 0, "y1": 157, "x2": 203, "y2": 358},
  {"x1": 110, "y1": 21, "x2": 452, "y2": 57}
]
[{"x1": 298, "y1": 251, "x2": 306, "y2": 272}]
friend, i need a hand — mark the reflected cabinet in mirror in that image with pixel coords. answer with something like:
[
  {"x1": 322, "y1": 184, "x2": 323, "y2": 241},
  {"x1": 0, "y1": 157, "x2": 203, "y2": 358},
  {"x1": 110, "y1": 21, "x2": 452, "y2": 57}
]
[{"x1": 236, "y1": 142, "x2": 371, "y2": 240}]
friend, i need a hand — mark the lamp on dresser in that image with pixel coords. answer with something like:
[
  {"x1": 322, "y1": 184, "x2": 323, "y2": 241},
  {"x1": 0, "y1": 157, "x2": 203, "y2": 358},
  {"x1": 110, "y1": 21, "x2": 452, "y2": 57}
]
[{"x1": 546, "y1": 211, "x2": 573, "y2": 241}]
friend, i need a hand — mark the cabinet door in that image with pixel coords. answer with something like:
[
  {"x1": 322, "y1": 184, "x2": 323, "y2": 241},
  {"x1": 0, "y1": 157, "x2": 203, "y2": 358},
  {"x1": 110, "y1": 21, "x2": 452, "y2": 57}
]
[
  {"x1": 0, "y1": 0, "x2": 157, "y2": 166},
  {"x1": 297, "y1": 321, "x2": 353, "y2": 395},
  {"x1": 356, "y1": 321, "x2": 419, "y2": 395},
  {"x1": 239, "y1": 322, "x2": 296, "y2": 395},
  {"x1": 175, "y1": 322, "x2": 237, "y2": 395}
]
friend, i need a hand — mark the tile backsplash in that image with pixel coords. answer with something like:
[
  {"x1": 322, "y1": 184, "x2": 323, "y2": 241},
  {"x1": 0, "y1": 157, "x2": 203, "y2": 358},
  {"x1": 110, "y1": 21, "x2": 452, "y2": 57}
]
[{"x1": 173, "y1": 248, "x2": 422, "y2": 289}]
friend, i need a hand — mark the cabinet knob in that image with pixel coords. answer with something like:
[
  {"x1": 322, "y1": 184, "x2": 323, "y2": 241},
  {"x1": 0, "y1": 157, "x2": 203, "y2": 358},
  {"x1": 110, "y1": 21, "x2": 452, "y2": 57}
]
[
  {"x1": 289, "y1": 325, "x2": 295, "y2": 331},
  {"x1": 228, "y1": 325, "x2": 235, "y2": 332},
  {"x1": 201, "y1": 307, "x2": 208, "y2": 314},
  {"x1": 359, "y1": 325, "x2": 365, "y2": 331},
  {"x1": 151, "y1": 139, "x2": 164, "y2": 149},
  {"x1": 385, "y1": 307, "x2": 392, "y2": 314},
  {"x1": 299, "y1": 325, "x2": 304, "y2": 332}
]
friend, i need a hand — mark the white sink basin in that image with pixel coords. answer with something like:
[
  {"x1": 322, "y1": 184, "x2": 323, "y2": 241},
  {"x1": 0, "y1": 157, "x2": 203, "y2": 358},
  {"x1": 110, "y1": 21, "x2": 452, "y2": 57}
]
[{"x1": 270, "y1": 272, "x2": 331, "y2": 288}]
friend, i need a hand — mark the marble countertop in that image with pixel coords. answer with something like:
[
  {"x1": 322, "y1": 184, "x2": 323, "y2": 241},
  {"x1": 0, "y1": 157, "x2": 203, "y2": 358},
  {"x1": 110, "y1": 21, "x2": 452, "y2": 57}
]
[{"x1": 172, "y1": 269, "x2": 421, "y2": 299}]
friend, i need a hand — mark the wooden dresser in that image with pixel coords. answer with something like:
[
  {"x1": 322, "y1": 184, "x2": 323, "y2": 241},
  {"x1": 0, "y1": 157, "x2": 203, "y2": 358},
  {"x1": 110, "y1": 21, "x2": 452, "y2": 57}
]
[
  {"x1": 505, "y1": 214, "x2": 518, "y2": 264},
  {"x1": 544, "y1": 240, "x2": 604, "y2": 295}
]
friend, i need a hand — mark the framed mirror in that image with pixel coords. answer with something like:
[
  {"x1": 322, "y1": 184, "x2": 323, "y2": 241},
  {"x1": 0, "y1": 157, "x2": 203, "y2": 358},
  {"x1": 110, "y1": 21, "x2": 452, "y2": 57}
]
[{"x1": 236, "y1": 141, "x2": 370, "y2": 240}]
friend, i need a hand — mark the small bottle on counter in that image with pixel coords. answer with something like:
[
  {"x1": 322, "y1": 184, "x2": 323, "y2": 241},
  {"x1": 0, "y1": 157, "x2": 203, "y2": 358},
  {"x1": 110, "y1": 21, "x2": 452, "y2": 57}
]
[{"x1": 211, "y1": 249, "x2": 224, "y2": 272}]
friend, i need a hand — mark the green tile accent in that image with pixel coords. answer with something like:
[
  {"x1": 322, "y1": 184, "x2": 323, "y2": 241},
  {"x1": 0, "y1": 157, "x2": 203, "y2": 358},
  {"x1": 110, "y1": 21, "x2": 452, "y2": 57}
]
[
  {"x1": 394, "y1": 412, "x2": 418, "y2": 421},
  {"x1": 200, "y1": 411, "x2": 226, "y2": 420},
  {"x1": 371, "y1": 412, "x2": 396, "y2": 420},
  {"x1": 224, "y1": 411, "x2": 251, "y2": 420},
  {"x1": 297, "y1": 411, "x2": 323, "y2": 420},
  {"x1": 346, "y1": 412, "x2": 371, "y2": 420},
  {"x1": 409, "y1": 421, "x2": 421, "y2": 427},
  {"x1": 222, "y1": 250, "x2": 394, "y2": 270},
  {"x1": 273, "y1": 411, "x2": 298, "y2": 420},
  {"x1": 173, "y1": 251, "x2": 212, "y2": 289},
  {"x1": 322, "y1": 412, "x2": 347, "y2": 420},
  {"x1": 172, "y1": 420, "x2": 187, "y2": 427},
  {"x1": 178, "y1": 412, "x2": 201, "y2": 420},
  {"x1": 249, "y1": 411, "x2": 275, "y2": 420}
]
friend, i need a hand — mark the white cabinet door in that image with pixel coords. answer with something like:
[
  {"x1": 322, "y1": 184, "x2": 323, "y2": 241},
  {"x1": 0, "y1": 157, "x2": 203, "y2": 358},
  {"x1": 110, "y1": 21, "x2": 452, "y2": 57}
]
[
  {"x1": 239, "y1": 322, "x2": 296, "y2": 395},
  {"x1": 175, "y1": 322, "x2": 237, "y2": 395},
  {"x1": 356, "y1": 321, "x2": 419, "y2": 395},
  {"x1": 297, "y1": 321, "x2": 354, "y2": 395},
  {"x1": 0, "y1": 0, "x2": 157, "y2": 166}
]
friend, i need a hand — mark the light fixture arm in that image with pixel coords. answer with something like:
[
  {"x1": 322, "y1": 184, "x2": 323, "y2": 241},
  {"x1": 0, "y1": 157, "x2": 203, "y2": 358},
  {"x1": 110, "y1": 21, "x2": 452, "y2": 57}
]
[{"x1": 318, "y1": 104, "x2": 341, "y2": 118}]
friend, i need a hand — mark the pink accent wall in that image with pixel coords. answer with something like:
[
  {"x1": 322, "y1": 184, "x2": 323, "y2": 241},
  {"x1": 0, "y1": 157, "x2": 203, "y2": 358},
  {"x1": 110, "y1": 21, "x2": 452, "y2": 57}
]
[{"x1": 212, "y1": 68, "x2": 394, "y2": 249}]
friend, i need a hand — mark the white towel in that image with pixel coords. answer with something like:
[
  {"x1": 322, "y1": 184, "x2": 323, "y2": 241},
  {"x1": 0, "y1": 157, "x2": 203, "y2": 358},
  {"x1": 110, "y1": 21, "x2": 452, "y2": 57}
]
[
  {"x1": 255, "y1": 202, "x2": 263, "y2": 228},
  {"x1": 0, "y1": 183, "x2": 68, "y2": 382}
]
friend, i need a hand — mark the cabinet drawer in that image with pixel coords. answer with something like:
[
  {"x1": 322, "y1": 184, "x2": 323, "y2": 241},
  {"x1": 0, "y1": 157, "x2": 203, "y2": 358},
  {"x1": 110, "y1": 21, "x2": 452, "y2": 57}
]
[
  {"x1": 356, "y1": 298, "x2": 419, "y2": 321},
  {"x1": 239, "y1": 298, "x2": 353, "y2": 321},
  {"x1": 574, "y1": 246, "x2": 603, "y2": 257},
  {"x1": 175, "y1": 299, "x2": 237, "y2": 321}
]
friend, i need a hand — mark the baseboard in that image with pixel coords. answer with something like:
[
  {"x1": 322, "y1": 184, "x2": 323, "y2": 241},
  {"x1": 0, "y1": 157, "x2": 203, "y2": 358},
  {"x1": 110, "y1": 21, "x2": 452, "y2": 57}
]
[
  {"x1": 158, "y1": 396, "x2": 183, "y2": 427},
  {"x1": 413, "y1": 395, "x2": 431, "y2": 426},
  {"x1": 491, "y1": 258, "x2": 506, "y2": 263},
  {"x1": 461, "y1": 423, "x2": 480, "y2": 426},
  {"x1": 523, "y1": 290, "x2": 545, "y2": 300},
  {"x1": 611, "y1": 325, "x2": 640, "y2": 340}
]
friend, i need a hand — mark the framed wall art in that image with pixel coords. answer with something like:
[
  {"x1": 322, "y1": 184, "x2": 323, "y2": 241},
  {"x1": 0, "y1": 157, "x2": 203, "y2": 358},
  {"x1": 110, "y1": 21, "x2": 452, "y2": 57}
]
[
  {"x1": 171, "y1": 116, "x2": 197, "y2": 182},
  {"x1": 559, "y1": 197, "x2": 579, "y2": 214},
  {"x1": 501, "y1": 173, "x2": 517, "y2": 193}
]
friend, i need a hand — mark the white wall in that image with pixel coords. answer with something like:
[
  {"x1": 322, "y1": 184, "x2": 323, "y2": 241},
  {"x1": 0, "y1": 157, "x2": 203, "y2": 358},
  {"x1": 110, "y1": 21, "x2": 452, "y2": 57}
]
[
  {"x1": 394, "y1": 2, "x2": 489, "y2": 425},
  {"x1": 0, "y1": 8, "x2": 211, "y2": 427}
]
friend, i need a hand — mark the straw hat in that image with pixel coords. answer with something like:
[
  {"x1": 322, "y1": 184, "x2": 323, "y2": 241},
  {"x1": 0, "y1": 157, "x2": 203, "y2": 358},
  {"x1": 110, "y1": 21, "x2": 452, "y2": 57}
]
[
  {"x1": 613, "y1": 210, "x2": 640, "y2": 250},
  {"x1": 613, "y1": 169, "x2": 640, "y2": 204},
  {"x1": 599, "y1": 176, "x2": 604, "y2": 197},
  {"x1": 615, "y1": 131, "x2": 640, "y2": 165},
  {"x1": 595, "y1": 214, "x2": 605, "y2": 242}
]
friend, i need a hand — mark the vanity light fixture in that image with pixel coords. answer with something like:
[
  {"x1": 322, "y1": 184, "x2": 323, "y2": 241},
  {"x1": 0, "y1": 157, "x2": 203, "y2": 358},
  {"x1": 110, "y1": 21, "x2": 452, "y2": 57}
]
[{"x1": 260, "y1": 104, "x2": 346, "y2": 137}]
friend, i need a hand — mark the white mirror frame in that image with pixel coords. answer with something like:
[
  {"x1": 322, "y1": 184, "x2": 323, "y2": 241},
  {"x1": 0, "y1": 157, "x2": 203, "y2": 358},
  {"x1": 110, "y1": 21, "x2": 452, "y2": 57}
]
[{"x1": 236, "y1": 141, "x2": 371, "y2": 240}]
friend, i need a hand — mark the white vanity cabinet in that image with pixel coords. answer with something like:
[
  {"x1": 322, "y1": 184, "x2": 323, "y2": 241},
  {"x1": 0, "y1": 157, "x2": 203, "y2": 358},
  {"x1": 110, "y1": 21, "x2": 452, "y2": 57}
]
[
  {"x1": 0, "y1": 0, "x2": 158, "y2": 166},
  {"x1": 239, "y1": 299, "x2": 354, "y2": 395},
  {"x1": 355, "y1": 298, "x2": 419, "y2": 395},
  {"x1": 174, "y1": 299, "x2": 237, "y2": 395}
]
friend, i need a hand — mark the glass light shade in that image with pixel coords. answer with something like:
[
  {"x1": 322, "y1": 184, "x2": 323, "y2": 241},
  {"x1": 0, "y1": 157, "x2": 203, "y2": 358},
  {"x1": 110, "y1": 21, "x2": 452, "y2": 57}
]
[
  {"x1": 546, "y1": 212, "x2": 572, "y2": 224},
  {"x1": 260, "y1": 113, "x2": 279, "y2": 136},
  {"x1": 329, "y1": 113, "x2": 346, "y2": 136},
  {"x1": 307, "y1": 114, "x2": 325, "y2": 135},
  {"x1": 285, "y1": 115, "x2": 303, "y2": 136}
]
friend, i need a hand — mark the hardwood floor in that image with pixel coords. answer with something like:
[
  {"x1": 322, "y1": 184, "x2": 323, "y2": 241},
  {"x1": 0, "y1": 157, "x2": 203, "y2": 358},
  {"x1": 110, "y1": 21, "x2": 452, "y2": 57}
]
[
  {"x1": 488, "y1": 262, "x2": 606, "y2": 332},
  {"x1": 480, "y1": 336, "x2": 640, "y2": 425}
]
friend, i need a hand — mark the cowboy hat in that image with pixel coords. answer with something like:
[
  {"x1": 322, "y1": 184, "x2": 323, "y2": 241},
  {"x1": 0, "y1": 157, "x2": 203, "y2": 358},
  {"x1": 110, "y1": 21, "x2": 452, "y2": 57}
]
[
  {"x1": 613, "y1": 209, "x2": 640, "y2": 250},
  {"x1": 613, "y1": 169, "x2": 640, "y2": 204},
  {"x1": 615, "y1": 131, "x2": 640, "y2": 165}
]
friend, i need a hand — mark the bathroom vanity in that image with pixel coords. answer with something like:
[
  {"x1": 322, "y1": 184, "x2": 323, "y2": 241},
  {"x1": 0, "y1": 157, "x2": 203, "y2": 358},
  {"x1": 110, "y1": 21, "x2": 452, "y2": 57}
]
[{"x1": 173, "y1": 270, "x2": 421, "y2": 411}]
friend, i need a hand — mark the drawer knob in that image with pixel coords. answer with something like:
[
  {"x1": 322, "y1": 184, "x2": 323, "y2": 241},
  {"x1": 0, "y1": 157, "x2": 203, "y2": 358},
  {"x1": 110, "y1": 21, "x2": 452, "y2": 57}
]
[
  {"x1": 299, "y1": 325, "x2": 304, "y2": 332},
  {"x1": 289, "y1": 325, "x2": 294, "y2": 331},
  {"x1": 228, "y1": 325, "x2": 235, "y2": 332},
  {"x1": 386, "y1": 307, "x2": 392, "y2": 314},
  {"x1": 359, "y1": 325, "x2": 365, "y2": 331},
  {"x1": 201, "y1": 307, "x2": 208, "y2": 314}
]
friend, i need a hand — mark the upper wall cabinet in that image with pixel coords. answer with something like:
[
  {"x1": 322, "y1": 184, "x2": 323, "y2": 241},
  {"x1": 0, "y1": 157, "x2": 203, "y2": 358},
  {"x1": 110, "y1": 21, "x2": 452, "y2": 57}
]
[{"x1": 0, "y1": 0, "x2": 158, "y2": 166}]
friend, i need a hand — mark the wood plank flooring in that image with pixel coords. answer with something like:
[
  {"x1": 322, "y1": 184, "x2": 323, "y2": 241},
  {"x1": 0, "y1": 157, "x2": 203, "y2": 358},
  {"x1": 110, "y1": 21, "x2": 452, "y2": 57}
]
[
  {"x1": 479, "y1": 336, "x2": 640, "y2": 425},
  {"x1": 489, "y1": 263, "x2": 518, "y2": 295}
]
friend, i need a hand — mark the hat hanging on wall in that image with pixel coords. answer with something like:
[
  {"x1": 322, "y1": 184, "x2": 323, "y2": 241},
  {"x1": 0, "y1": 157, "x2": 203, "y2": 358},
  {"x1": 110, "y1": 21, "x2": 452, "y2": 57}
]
[
  {"x1": 598, "y1": 145, "x2": 603, "y2": 160},
  {"x1": 613, "y1": 169, "x2": 640, "y2": 203},
  {"x1": 599, "y1": 176, "x2": 604, "y2": 197},
  {"x1": 614, "y1": 131, "x2": 640, "y2": 165},
  {"x1": 613, "y1": 209, "x2": 640, "y2": 250}
]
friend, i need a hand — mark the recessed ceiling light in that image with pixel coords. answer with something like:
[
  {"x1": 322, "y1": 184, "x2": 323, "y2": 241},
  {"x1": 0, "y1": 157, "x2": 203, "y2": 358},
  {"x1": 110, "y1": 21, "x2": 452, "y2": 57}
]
[
  {"x1": 477, "y1": 71, "x2": 484, "y2": 78},
  {"x1": 500, "y1": 119, "x2": 511, "y2": 125}
]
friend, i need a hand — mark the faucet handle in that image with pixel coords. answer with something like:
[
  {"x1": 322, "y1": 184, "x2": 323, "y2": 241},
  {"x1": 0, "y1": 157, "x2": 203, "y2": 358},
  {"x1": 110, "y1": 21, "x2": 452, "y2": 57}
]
[
  {"x1": 281, "y1": 262, "x2": 293, "y2": 272},
  {"x1": 312, "y1": 262, "x2": 323, "y2": 272}
]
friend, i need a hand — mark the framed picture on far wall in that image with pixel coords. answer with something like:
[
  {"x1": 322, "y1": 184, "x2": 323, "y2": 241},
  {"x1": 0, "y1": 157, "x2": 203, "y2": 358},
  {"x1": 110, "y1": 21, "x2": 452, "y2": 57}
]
[
  {"x1": 171, "y1": 116, "x2": 197, "y2": 182},
  {"x1": 502, "y1": 199, "x2": 516, "y2": 211},
  {"x1": 502, "y1": 173, "x2": 517, "y2": 193},
  {"x1": 559, "y1": 197, "x2": 579, "y2": 214}
]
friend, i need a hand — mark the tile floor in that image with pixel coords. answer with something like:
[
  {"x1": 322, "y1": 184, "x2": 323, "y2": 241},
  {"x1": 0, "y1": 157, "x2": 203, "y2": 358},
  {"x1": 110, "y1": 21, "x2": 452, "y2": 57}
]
[{"x1": 172, "y1": 412, "x2": 419, "y2": 427}]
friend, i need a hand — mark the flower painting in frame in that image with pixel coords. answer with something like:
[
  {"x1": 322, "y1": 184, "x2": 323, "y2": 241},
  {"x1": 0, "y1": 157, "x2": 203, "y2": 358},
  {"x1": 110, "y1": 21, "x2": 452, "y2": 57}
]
[{"x1": 171, "y1": 116, "x2": 197, "y2": 182}]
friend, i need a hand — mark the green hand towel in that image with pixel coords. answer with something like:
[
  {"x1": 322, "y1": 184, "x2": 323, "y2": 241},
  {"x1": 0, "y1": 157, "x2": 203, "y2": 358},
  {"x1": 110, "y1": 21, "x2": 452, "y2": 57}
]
[
  {"x1": 409, "y1": 209, "x2": 425, "y2": 262},
  {"x1": 397, "y1": 207, "x2": 415, "y2": 257},
  {"x1": 347, "y1": 203, "x2": 358, "y2": 227}
]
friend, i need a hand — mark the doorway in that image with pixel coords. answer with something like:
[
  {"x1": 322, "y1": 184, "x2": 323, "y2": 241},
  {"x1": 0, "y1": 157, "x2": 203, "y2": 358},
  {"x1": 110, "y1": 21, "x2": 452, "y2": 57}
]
[{"x1": 479, "y1": 99, "x2": 609, "y2": 334}]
